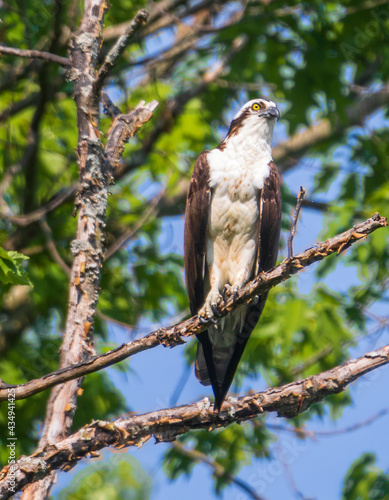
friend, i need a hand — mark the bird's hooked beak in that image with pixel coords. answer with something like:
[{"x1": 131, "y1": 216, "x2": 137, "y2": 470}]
[{"x1": 264, "y1": 106, "x2": 280, "y2": 121}]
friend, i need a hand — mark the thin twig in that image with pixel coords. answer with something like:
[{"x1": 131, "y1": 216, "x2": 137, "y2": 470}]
[
  {"x1": 96, "y1": 310, "x2": 135, "y2": 332},
  {"x1": 0, "y1": 44, "x2": 71, "y2": 67},
  {"x1": 0, "y1": 213, "x2": 386, "y2": 403},
  {"x1": 95, "y1": 9, "x2": 149, "y2": 94},
  {"x1": 266, "y1": 408, "x2": 389, "y2": 439},
  {"x1": 288, "y1": 186, "x2": 306, "y2": 258},
  {"x1": 172, "y1": 442, "x2": 267, "y2": 500},
  {"x1": 39, "y1": 217, "x2": 71, "y2": 275},
  {"x1": 276, "y1": 441, "x2": 313, "y2": 500},
  {"x1": 105, "y1": 188, "x2": 165, "y2": 260}
]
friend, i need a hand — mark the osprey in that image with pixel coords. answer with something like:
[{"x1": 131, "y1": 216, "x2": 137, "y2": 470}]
[{"x1": 184, "y1": 98, "x2": 282, "y2": 411}]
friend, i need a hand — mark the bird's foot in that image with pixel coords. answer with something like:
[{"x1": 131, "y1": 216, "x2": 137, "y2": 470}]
[
  {"x1": 222, "y1": 284, "x2": 239, "y2": 303},
  {"x1": 249, "y1": 295, "x2": 260, "y2": 305},
  {"x1": 198, "y1": 290, "x2": 223, "y2": 324}
]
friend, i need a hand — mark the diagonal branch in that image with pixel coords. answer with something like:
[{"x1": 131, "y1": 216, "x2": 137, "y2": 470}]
[
  {"x1": 1, "y1": 342, "x2": 388, "y2": 499},
  {"x1": 95, "y1": 9, "x2": 149, "y2": 94},
  {"x1": 0, "y1": 44, "x2": 70, "y2": 67},
  {"x1": 0, "y1": 213, "x2": 386, "y2": 403}
]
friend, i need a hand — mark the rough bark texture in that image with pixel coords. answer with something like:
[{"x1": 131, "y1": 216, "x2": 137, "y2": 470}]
[
  {"x1": 1, "y1": 343, "x2": 388, "y2": 499},
  {"x1": 0, "y1": 213, "x2": 386, "y2": 403},
  {"x1": 19, "y1": 2, "x2": 108, "y2": 498}
]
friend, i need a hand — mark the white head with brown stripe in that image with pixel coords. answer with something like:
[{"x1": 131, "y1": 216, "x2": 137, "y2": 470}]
[{"x1": 219, "y1": 98, "x2": 280, "y2": 153}]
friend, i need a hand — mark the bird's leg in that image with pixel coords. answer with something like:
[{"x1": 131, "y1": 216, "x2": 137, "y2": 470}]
[{"x1": 198, "y1": 271, "x2": 223, "y2": 321}]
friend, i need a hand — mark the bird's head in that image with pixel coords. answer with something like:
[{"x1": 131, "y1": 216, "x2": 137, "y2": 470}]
[{"x1": 225, "y1": 98, "x2": 279, "y2": 146}]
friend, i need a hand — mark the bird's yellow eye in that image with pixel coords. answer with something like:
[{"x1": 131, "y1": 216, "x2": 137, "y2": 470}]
[{"x1": 252, "y1": 102, "x2": 262, "y2": 111}]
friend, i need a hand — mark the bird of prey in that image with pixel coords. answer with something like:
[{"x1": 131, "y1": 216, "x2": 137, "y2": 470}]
[{"x1": 184, "y1": 98, "x2": 282, "y2": 411}]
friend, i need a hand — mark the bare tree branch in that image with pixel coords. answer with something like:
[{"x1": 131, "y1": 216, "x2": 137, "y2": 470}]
[
  {"x1": 0, "y1": 213, "x2": 386, "y2": 403},
  {"x1": 1, "y1": 342, "x2": 388, "y2": 498},
  {"x1": 7, "y1": 185, "x2": 78, "y2": 227},
  {"x1": 95, "y1": 9, "x2": 149, "y2": 94},
  {"x1": 288, "y1": 186, "x2": 306, "y2": 259},
  {"x1": 104, "y1": 100, "x2": 159, "y2": 170},
  {"x1": 0, "y1": 44, "x2": 70, "y2": 67},
  {"x1": 39, "y1": 218, "x2": 71, "y2": 276},
  {"x1": 105, "y1": 188, "x2": 165, "y2": 260}
]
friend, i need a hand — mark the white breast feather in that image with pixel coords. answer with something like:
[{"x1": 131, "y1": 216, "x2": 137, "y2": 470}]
[{"x1": 206, "y1": 116, "x2": 273, "y2": 292}]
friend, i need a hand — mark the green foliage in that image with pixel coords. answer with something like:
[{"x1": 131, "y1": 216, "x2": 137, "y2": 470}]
[
  {"x1": 58, "y1": 454, "x2": 151, "y2": 500},
  {"x1": 164, "y1": 420, "x2": 273, "y2": 492},
  {"x1": 342, "y1": 453, "x2": 389, "y2": 500},
  {"x1": 0, "y1": 247, "x2": 31, "y2": 288}
]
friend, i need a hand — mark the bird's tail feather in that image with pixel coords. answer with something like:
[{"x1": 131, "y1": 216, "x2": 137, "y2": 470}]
[{"x1": 195, "y1": 295, "x2": 268, "y2": 411}]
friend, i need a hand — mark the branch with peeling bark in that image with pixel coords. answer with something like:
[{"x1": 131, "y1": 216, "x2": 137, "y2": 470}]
[
  {"x1": 0, "y1": 213, "x2": 386, "y2": 403},
  {"x1": 11, "y1": 2, "x2": 158, "y2": 498},
  {"x1": 1, "y1": 343, "x2": 388, "y2": 499}
]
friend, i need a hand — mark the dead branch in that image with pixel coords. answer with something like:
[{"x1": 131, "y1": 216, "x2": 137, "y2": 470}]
[
  {"x1": 0, "y1": 213, "x2": 386, "y2": 404},
  {"x1": 288, "y1": 186, "x2": 306, "y2": 258},
  {"x1": 104, "y1": 100, "x2": 159, "y2": 170},
  {"x1": 95, "y1": 9, "x2": 149, "y2": 94},
  {"x1": 1, "y1": 342, "x2": 388, "y2": 499},
  {"x1": 0, "y1": 44, "x2": 70, "y2": 67}
]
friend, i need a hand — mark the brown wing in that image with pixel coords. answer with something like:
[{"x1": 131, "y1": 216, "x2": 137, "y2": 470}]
[
  {"x1": 184, "y1": 151, "x2": 211, "y2": 316},
  {"x1": 257, "y1": 160, "x2": 282, "y2": 273},
  {"x1": 215, "y1": 160, "x2": 282, "y2": 408}
]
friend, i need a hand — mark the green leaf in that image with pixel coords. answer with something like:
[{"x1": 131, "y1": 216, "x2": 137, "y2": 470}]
[
  {"x1": 342, "y1": 453, "x2": 389, "y2": 500},
  {"x1": 0, "y1": 247, "x2": 31, "y2": 287}
]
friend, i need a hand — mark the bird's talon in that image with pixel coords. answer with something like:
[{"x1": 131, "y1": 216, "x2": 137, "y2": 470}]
[
  {"x1": 211, "y1": 304, "x2": 222, "y2": 317},
  {"x1": 251, "y1": 295, "x2": 259, "y2": 305},
  {"x1": 198, "y1": 315, "x2": 208, "y2": 324}
]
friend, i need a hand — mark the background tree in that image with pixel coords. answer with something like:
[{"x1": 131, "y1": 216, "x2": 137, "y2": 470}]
[{"x1": 0, "y1": 0, "x2": 388, "y2": 499}]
